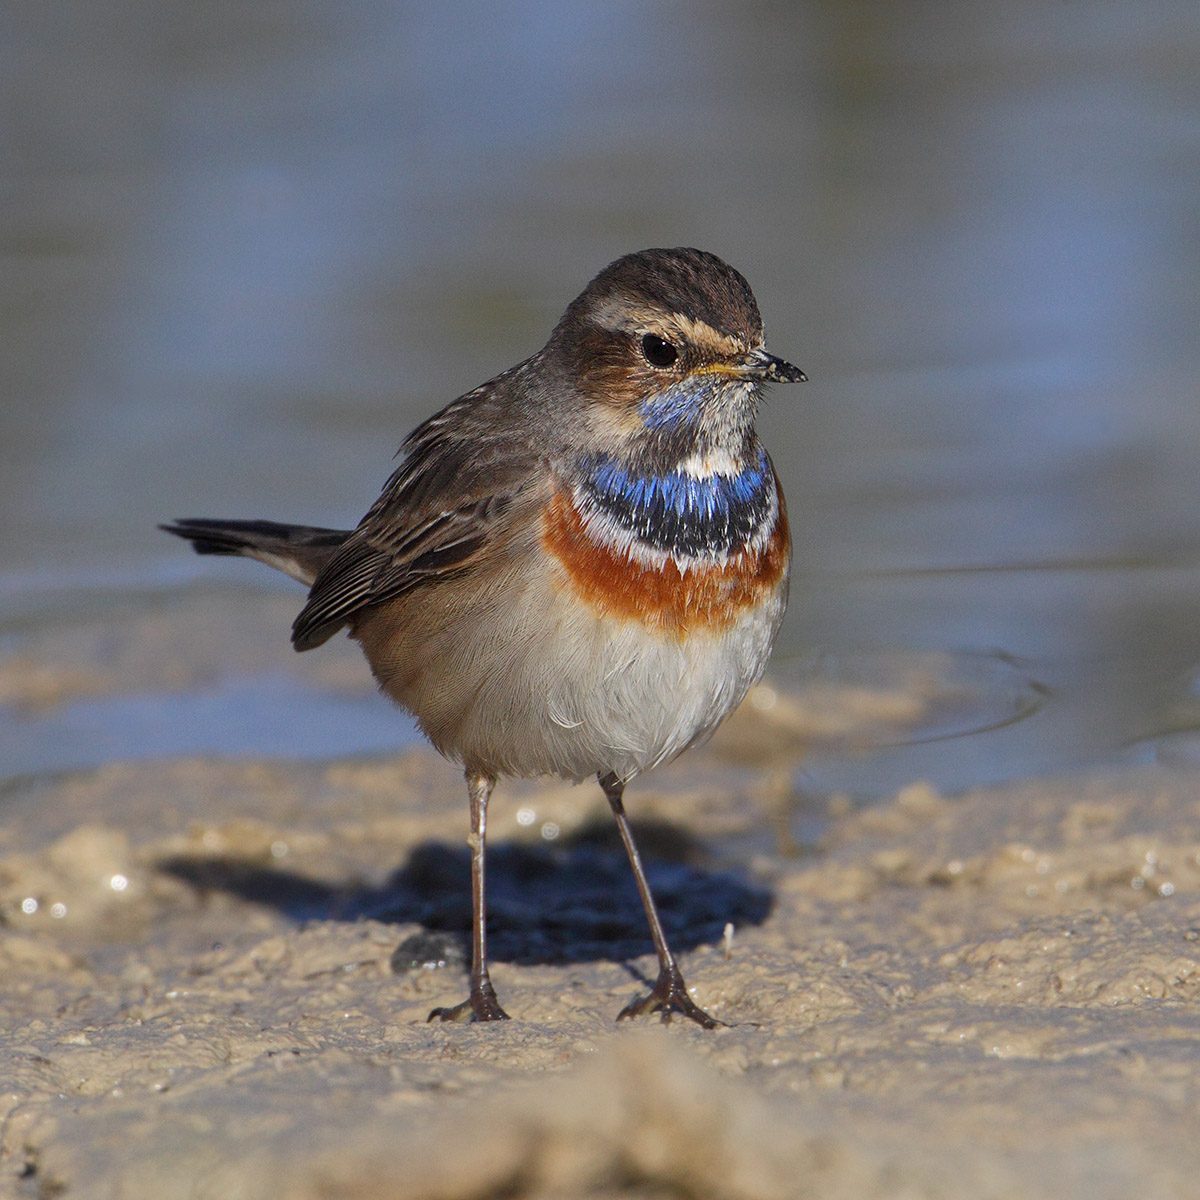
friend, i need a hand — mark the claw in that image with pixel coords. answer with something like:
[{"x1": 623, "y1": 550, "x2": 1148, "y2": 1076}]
[
  {"x1": 428, "y1": 994, "x2": 510, "y2": 1023},
  {"x1": 428, "y1": 975, "x2": 510, "y2": 1023},
  {"x1": 616, "y1": 965, "x2": 723, "y2": 1029}
]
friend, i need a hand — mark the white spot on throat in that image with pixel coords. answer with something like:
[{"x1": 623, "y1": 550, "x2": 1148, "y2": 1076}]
[{"x1": 677, "y1": 448, "x2": 745, "y2": 479}]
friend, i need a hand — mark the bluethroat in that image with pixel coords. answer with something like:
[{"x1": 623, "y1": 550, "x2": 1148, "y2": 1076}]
[{"x1": 162, "y1": 247, "x2": 805, "y2": 1027}]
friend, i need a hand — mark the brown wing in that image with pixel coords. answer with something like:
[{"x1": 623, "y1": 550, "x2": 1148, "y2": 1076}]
[{"x1": 291, "y1": 385, "x2": 545, "y2": 651}]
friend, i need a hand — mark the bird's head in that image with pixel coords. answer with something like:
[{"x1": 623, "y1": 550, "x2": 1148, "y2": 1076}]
[{"x1": 543, "y1": 247, "x2": 804, "y2": 470}]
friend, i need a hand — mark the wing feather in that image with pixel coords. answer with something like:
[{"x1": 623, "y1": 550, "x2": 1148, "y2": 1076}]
[{"x1": 291, "y1": 383, "x2": 545, "y2": 651}]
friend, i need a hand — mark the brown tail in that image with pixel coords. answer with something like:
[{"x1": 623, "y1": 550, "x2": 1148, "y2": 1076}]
[{"x1": 159, "y1": 518, "x2": 349, "y2": 588}]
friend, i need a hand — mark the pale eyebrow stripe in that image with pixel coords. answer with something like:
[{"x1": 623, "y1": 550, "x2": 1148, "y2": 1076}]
[{"x1": 589, "y1": 298, "x2": 752, "y2": 357}]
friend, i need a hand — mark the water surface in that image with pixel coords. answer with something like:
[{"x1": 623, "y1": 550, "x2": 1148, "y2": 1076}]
[{"x1": 3, "y1": 2, "x2": 1199, "y2": 798}]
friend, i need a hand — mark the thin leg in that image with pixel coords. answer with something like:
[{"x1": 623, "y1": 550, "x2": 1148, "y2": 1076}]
[
  {"x1": 599, "y1": 772, "x2": 721, "y2": 1029},
  {"x1": 428, "y1": 770, "x2": 510, "y2": 1022}
]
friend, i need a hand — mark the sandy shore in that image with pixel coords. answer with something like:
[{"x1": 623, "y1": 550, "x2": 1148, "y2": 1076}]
[{"x1": 3, "y1": 593, "x2": 1200, "y2": 1198}]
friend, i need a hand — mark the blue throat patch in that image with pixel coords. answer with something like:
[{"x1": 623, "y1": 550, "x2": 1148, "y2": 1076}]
[
  {"x1": 579, "y1": 449, "x2": 774, "y2": 558},
  {"x1": 637, "y1": 376, "x2": 724, "y2": 430}
]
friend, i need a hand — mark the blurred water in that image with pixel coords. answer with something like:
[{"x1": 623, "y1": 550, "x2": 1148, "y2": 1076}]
[
  {"x1": 2, "y1": 2, "x2": 1199, "y2": 795},
  {"x1": 0, "y1": 673, "x2": 420, "y2": 779}
]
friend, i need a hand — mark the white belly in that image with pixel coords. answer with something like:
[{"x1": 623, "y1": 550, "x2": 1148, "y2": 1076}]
[
  {"x1": 353, "y1": 524, "x2": 789, "y2": 783},
  {"x1": 529, "y1": 590, "x2": 786, "y2": 781}
]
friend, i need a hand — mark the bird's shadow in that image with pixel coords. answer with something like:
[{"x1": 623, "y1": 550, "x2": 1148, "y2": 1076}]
[{"x1": 156, "y1": 816, "x2": 772, "y2": 970}]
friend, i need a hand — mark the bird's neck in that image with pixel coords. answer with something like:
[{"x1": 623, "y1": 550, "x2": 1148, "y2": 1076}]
[{"x1": 572, "y1": 444, "x2": 778, "y2": 564}]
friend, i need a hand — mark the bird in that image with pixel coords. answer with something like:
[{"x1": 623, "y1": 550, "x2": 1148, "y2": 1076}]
[{"x1": 162, "y1": 247, "x2": 805, "y2": 1027}]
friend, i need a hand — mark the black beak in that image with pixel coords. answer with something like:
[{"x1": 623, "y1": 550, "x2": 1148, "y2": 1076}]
[{"x1": 739, "y1": 347, "x2": 807, "y2": 383}]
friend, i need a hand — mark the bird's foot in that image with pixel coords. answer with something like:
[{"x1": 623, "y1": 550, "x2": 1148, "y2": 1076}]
[
  {"x1": 616, "y1": 964, "x2": 722, "y2": 1029},
  {"x1": 428, "y1": 979, "x2": 510, "y2": 1023}
]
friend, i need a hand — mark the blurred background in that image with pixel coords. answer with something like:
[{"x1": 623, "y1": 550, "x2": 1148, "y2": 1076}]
[{"x1": 2, "y1": 1, "x2": 1199, "y2": 799}]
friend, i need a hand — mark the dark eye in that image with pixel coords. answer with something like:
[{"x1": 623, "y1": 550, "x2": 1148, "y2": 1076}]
[{"x1": 641, "y1": 333, "x2": 678, "y2": 368}]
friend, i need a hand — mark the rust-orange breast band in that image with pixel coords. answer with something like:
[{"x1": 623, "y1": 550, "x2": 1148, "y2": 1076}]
[{"x1": 541, "y1": 489, "x2": 789, "y2": 638}]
